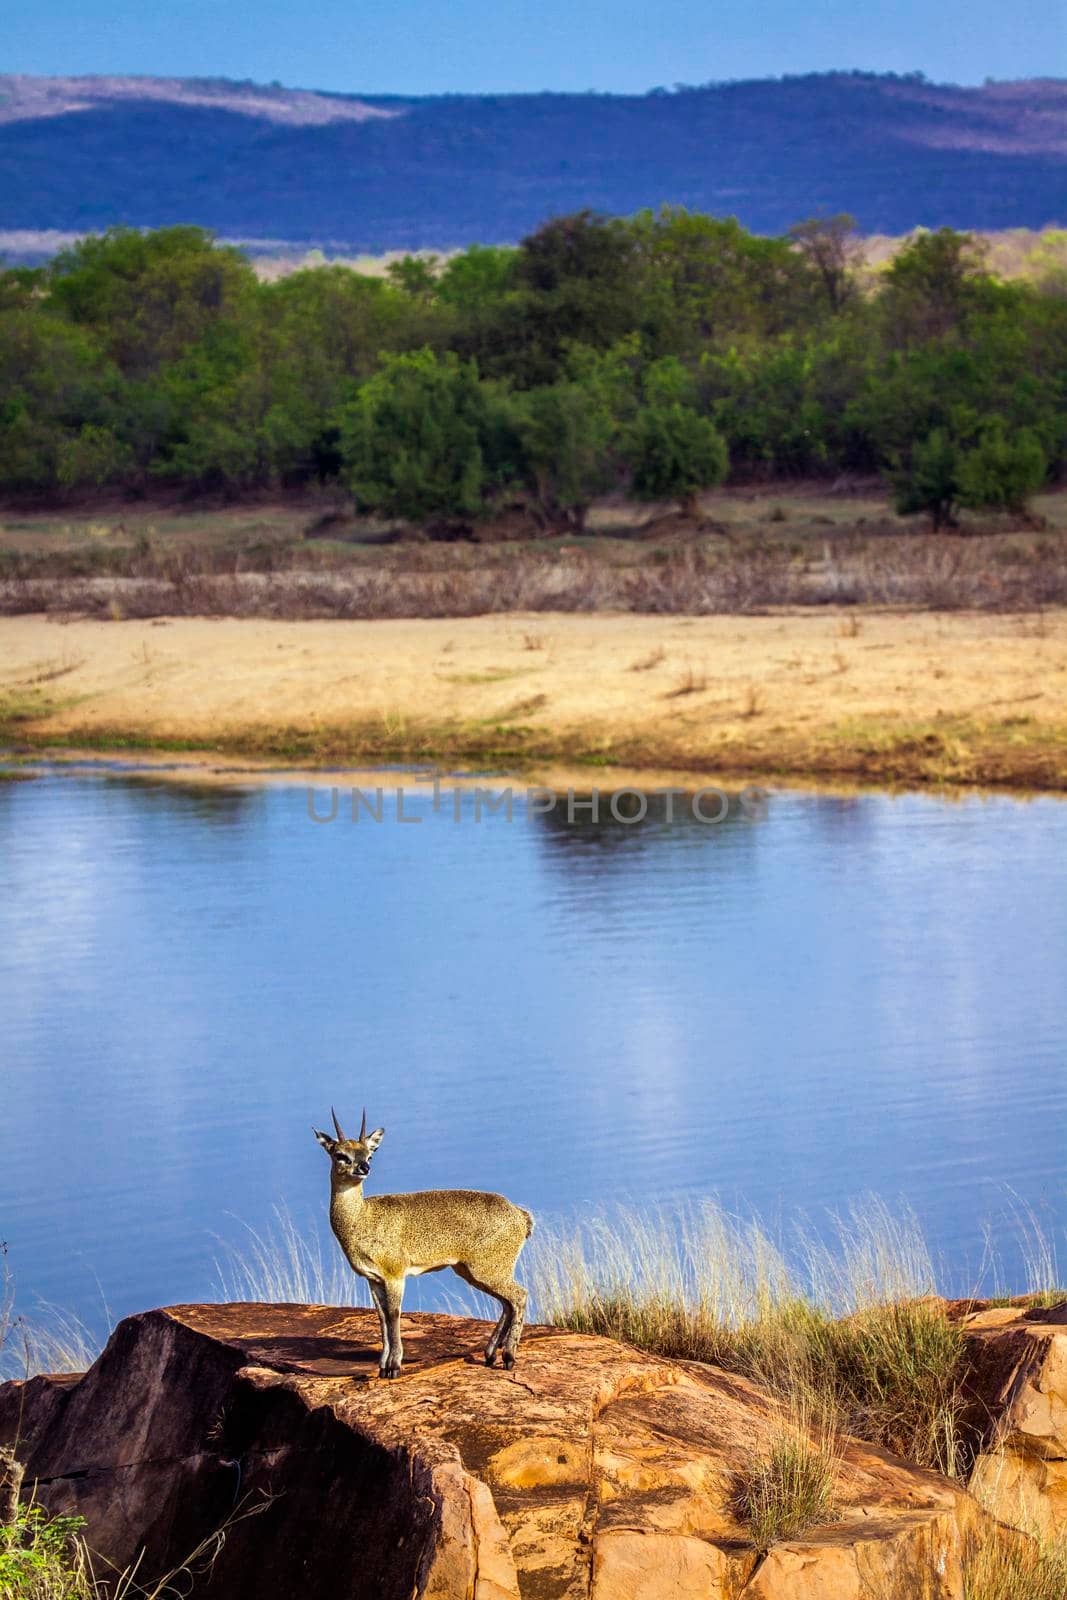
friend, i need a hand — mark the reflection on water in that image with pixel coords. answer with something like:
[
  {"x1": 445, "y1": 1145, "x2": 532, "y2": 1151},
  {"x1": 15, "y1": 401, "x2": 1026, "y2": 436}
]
[{"x1": 1, "y1": 767, "x2": 1065, "y2": 1333}]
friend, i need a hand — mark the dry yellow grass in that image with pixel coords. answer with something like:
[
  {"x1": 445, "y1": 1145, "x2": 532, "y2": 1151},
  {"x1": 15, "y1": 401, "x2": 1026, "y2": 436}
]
[{"x1": 2, "y1": 607, "x2": 1067, "y2": 789}]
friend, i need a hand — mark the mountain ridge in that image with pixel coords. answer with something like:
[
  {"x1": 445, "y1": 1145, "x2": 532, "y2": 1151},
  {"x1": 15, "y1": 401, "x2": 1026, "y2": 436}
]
[{"x1": 1, "y1": 71, "x2": 1064, "y2": 252}]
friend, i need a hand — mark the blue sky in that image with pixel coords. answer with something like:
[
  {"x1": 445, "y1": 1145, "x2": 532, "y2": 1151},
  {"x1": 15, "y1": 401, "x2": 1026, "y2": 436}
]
[{"x1": 8, "y1": 0, "x2": 1064, "y2": 94}]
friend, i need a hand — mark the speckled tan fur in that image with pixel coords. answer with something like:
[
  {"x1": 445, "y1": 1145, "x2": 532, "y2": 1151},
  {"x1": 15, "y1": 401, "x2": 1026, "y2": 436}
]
[{"x1": 315, "y1": 1113, "x2": 533, "y2": 1378}]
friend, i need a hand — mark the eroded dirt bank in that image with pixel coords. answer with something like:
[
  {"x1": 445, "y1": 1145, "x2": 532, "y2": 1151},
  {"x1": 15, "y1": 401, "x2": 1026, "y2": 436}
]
[{"x1": 2, "y1": 609, "x2": 1066, "y2": 789}]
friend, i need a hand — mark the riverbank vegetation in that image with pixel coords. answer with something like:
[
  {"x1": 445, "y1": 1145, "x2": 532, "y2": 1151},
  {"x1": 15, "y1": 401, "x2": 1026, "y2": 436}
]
[
  {"x1": 3, "y1": 493, "x2": 1067, "y2": 619},
  {"x1": 2, "y1": 214, "x2": 1064, "y2": 535}
]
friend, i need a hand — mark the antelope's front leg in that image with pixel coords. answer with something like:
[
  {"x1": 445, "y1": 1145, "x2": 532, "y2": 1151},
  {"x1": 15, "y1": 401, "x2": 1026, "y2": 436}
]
[
  {"x1": 379, "y1": 1278, "x2": 405, "y2": 1378},
  {"x1": 367, "y1": 1278, "x2": 391, "y2": 1375}
]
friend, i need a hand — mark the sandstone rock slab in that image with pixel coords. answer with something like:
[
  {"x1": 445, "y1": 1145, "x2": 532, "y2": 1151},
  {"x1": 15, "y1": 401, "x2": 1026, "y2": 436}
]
[
  {"x1": 0, "y1": 1303, "x2": 995, "y2": 1599},
  {"x1": 958, "y1": 1299, "x2": 1067, "y2": 1538}
]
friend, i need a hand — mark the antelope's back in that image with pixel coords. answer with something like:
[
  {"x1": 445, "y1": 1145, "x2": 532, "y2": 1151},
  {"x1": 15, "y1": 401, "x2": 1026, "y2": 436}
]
[{"x1": 366, "y1": 1188, "x2": 531, "y2": 1257}]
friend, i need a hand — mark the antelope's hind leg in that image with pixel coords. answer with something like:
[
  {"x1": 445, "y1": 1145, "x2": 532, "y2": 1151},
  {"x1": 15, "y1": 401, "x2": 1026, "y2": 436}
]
[{"x1": 456, "y1": 1263, "x2": 526, "y2": 1368}]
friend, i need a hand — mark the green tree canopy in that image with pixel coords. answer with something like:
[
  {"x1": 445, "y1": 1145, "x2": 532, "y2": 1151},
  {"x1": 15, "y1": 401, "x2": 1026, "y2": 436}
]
[
  {"x1": 957, "y1": 422, "x2": 1047, "y2": 513},
  {"x1": 336, "y1": 349, "x2": 515, "y2": 525},
  {"x1": 510, "y1": 382, "x2": 617, "y2": 532},
  {"x1": 628, "y1": 403, "x2": 729, "y2": 512},
  {"x1": 44, "y1": 226, "x2": 257, "y2": 380}
]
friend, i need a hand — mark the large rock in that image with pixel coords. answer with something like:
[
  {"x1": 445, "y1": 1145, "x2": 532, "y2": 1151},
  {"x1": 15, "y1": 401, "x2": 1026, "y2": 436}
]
[
  {"x1": 0, "y1": 1303, "x2": 995, "y2": 1599},
  {"x1": 956, "y1": 1299, "x2": 1067, "y2": 1538}
]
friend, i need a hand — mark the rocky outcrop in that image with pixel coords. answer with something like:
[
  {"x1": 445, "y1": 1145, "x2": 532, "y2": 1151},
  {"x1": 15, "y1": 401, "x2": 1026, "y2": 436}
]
[
  {"x1": 956, "y1": 1300, "x2": 1067, "y2": 1538},
  {"x1": 0, "y1": 1304, "x2": 997, "y2": 1599}
]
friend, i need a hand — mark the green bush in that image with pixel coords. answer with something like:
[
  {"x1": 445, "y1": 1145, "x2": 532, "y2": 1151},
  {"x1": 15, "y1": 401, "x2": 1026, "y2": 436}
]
[
  {"x1": 1, "y1": 217, "x2": 1064, "y2": 507},
  {"x1": 628, "y1": 403, "x2": 728, "y2": 511},
  {"x1": 891, "y1": 429, "x2": 962, "y2": 529},
  {"x1": 958, "y1": 423, "x2": 1047, "y2": 513},
  {"x1": 336, "y1": 349, "x2": 516, "y2": 525}
]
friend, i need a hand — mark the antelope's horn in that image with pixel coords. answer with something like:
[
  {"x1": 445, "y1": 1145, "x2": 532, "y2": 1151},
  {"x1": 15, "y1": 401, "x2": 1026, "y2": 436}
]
[
  {"x1": 331, "y1": 1107, "x2": 345, "y2": 1141},
  {"x1": 359, "y1": 1106, "x2": 367, "y2": 1141}
]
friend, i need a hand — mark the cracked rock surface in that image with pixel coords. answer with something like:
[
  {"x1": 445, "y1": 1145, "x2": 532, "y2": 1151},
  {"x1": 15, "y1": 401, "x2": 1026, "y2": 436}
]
[
  {"x1": 0, "y1": 1303, "x2": 993, "y2": 1598},
  {"x1": 957, "y1": 1300, "x2": 1067, "y2": 1539}
]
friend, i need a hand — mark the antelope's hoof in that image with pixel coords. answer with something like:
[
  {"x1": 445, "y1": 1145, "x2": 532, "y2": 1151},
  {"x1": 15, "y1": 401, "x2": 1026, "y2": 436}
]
[
  {"x1": 485, "y1": 1349, "x2": 498, "y2": 1367},
  {"x1": 502, "y1": 1351, "x2": 516, "y2": 1370},
  {"x1": 380, "y1": 1363, "x2": 401, "y2": 1380}
]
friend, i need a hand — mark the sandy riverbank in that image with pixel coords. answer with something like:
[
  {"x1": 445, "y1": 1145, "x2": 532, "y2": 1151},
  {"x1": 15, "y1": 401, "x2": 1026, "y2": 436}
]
[{"x1": 3, "y1": 609, "x2": 1066, "y2": 789}]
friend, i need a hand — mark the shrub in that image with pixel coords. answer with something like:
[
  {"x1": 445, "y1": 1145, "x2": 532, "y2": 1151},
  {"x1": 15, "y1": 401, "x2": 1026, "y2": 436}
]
[
  {"x1": 891, "y1": 428, "x2": 961, "y2": 530},
  {"x1": 336, "y1": 350, "x2": 516, "y2": 526},
  {"x1": 958, "y1": 423, "x2": 1047, "y2": 514},
  {"x1": 0, "y1": 1502, "x2": 89, "y2": 1600},
  {"x1": 510, "y1": 382, "x2": 616, "y2": 533},
  {"x1": 628, "y1": 403, "x2": 729, "y2": 512},
  {"x1": 530, "y1": 1199, "x2": 969, "y2": 1475}
]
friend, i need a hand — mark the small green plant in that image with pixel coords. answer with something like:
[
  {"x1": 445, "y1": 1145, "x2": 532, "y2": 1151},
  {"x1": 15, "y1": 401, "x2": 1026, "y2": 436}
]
[
  {"x1": 0, "y1": 1503, "x2": 90, "y2": 1599},
  {"x1": 732, "y1": 1429, "x2": 838, "y2": 1552}
]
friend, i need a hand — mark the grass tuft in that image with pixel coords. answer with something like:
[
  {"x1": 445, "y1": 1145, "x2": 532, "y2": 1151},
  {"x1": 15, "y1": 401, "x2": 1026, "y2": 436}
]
[
  {"x1": 0, "y1": 1244, "x2": 101, "y2": 1381},
  {"x1": 963, "y1": 1530, "x2": 1067, "y2": 1600},
  {"x1": 731, "y1": 1424, "x2": 839, "y2": 1552}
]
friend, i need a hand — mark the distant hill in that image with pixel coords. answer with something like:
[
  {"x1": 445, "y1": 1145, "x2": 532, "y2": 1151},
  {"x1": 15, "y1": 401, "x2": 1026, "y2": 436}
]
[{"x1": 0, "y1": 71, "x2": 1064, "y2": 254}]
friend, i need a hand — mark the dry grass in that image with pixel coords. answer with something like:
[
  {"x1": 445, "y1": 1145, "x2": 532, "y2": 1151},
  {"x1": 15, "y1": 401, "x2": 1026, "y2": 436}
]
[
  {"x1": 4, "y1": 603, "x2": 1067, "y2": 791},
  {"x1": 3, "y1": 506, "x2": 1067, "y2": 621},
  {"x1": 731, "y1": 1421, "x2": 840, "y2": 1552},
  {"x1": 530, "y1": 1200, "x2": 972, "y2": 1476},
  {"x1": 965, "y1": 1442, "x2": 1067, "y2": 1598},
  {"x1": 740, "y1": 683, "x2": 764, "y2": 718},
  {"x1": 0, "y1": 1245, "x2": 100, "y2": 1381},
  {"x1": 212, "y1": 1205, "x2": 369, "y2": 1307},
  {"x1": 663, "y1": 664, "x2": 708, "y2": 698},
  {"x1": 963, "y1": 1529, "x2": 1067, "y2": 1600}
]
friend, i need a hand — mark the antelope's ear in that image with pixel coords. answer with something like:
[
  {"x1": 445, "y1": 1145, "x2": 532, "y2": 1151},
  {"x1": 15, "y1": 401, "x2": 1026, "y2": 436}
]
[
  {"x1": 365, "y1": 1126, "x2": 385, "y2": 1154},
  {"x1": 313, "y1": 1127, "x2": 335, "y2": 1152}
]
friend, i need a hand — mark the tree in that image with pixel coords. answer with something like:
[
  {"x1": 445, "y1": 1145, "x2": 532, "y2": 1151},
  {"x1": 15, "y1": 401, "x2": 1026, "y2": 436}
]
[
  {"x1": 880, "y1": 229, "x2": 989, "y2": 346},
  {"x1": 890, "y1": 429, "x2": 961, "y2": 530},
  {"x1": 44, "y1": 227, "x2": 257, "y2": 381},
  {"x1": 335, "y1": 350, "x2": 515, "y2": 527},
  {"x1": 505, "y1": 212, "x2": 640, "y2": 385},
  {"x1": 958, "y1": 422, "x2": 1046, "y2": 516},
  {"x1": 510, "y1": 382, "x2": 616, "y2": 532},
  {"x1": 788, "y1": 215, "x2": 861, "y2": 313},
  {"x1": 892, "y1": 422, "x2": 1048, "y2": 531},
  {"x1": 385, "y1": 255, "x2": 440, "y2": 302},
  {"x1": 630, "y1": 207, "x2": 815, "y2": 357},
  {"x1": 628, "y1": 404, "x2": 728, "y2": 514},
  {"x1": 436, "y1": 246, "x2": 517, "y2": 310},
  {"x1": 0, "y1": 309, "x2": 124, "y2": 492}
]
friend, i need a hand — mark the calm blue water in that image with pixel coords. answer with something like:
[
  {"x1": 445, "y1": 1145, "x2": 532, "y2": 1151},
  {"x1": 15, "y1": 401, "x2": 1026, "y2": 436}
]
[{"x1": 1, "y1": 765, "x2": 1065, "y2": 1336}]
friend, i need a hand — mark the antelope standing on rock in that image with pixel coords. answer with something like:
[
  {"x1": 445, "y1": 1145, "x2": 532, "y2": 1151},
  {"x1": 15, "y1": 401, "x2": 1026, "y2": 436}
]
[{"x1": 315, "y1": 1109, "x2": 533, "y2": 1377}]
